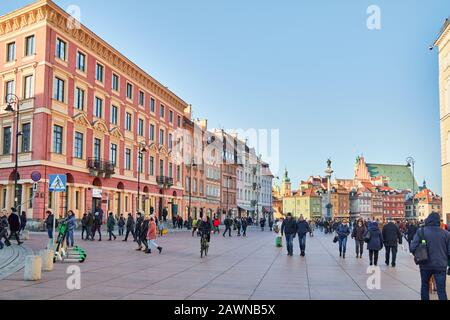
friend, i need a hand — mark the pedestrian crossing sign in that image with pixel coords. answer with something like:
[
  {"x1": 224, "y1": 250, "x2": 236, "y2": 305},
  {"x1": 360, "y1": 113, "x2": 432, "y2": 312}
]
[{"x1": 49, "y1": 174, "x2": 67, "y2": 192}]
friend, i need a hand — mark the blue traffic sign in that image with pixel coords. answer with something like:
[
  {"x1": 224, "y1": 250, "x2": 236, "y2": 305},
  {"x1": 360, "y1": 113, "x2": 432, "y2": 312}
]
[
  {"x1": 31, "y1": 171, "x2": 41, "y2": 182},
  {"x1": 49, "y1": 174, "x2": 67, "y2": 192}
]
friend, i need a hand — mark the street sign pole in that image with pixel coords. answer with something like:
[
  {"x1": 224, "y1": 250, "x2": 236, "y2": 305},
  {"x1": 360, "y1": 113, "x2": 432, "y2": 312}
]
[{"x1": 53, "y1": 191, "x2": 56, "y2": 248}]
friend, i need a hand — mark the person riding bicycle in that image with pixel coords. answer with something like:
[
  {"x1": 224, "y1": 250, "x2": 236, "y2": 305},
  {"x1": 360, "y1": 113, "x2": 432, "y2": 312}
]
[{"x1": 198, "y1": 216, "x2": 212, "y2": 243}]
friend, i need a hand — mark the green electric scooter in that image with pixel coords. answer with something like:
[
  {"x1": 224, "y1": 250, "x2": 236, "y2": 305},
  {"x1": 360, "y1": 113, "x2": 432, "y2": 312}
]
[{"x1": 53, "y1": 218, "x2": 87, "y2": 263}]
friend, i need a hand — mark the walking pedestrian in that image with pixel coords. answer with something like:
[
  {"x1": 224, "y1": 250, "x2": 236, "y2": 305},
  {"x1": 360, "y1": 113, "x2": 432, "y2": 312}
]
[
  {"x1": 223, "y1": 215, "x2": 233, "y2": 237},
  {"x1": 241, "y1": 216, "x2": 248, "y2": 237},
  {"x1": 260, "y1": 217, "x2": 266, "y2": 231},
  {"x1": 92, "y1": 209, "x2": 103, "y2": 241},
  {"x1": 410, "y1": 212, "x2": 450, "y2": 301},
  {"x1": 107, "y1": 212, "x2": 117, "y2": 241},
  {"x1": 45, "y1": 210, "x2": 54, "y2": 239},
  {"x1": 81, "y1": 213, "x2": 88, "y2": 240},
  {"x1": 366, "y1": 221, "x2": 384, "y2": 266},
  {"x1": 19, "y1": 211, "x2": 27, "y2": 234},
  {"x1": 269, "y1": 218, "x2": 274, "y2": 232},
  {"x1": 382, "y1": 218, "x2": 403, "y2": 267},
  {"x1": 158, "y1": 218, "x2": 165, "y2": 236},
  {"x1": 281, "y1": 213, "x2": 297, "y2": 256},
  {"x1": 123, "y1": 213, "x2": 136, "y2": 241},
  {"x1": 406, "y1": 222, "x2": 418, "y2": 250},
  {"x1": 118, "y1": 214, "x2": 125, "y2": 236},
  {"x1": 135, "y1": 212, "x2": 143, "y2": 244},
  {"x1": 66, "y1": 210, "x2": 76, "y2": 247},
  {"x1": 192, "y1": 217, "x2": 198, "y2": 237},
  {"x1": 137, "y1": 214, "x2": 150, "y2": 252},
  {"x1": 0, "y1": 210, "x2": 11, "y2": 249},
  {"x1": 145, "y1": 216, "x2": 163, "y2": 254},
  {"x1": 7, "y1": 209, "x2": 22, "y2": 245},
  {"x1": 213, "y1": 216, "x2": 220, "y2": 234},
  {"x1": 235, "y1": 217, "x2": 242, "y2": 236},
  {"x1": 336, "y1": 219, "x2": 350, "y2": 258},
  {"x1": 296, "y1": 215, "x2": 310, "y2": 257},
  {"x1": 352, "y1": 219, "x2": 367, "y2": 258}
]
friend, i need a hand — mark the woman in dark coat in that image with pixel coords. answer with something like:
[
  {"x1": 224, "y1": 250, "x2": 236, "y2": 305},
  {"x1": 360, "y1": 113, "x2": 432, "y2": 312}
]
[
  {"x1": 366, "y1": 221, "x2": 384, "y2": 266},
  {"x1": 352, "y1": 219, "x2": 367, "y2": 258},
  {"x1": 8, "y1": 210, "x2": 23, "y2": 245},
  {"x1": 20, "y1": 211, "x2": 27, "y2": 233}
]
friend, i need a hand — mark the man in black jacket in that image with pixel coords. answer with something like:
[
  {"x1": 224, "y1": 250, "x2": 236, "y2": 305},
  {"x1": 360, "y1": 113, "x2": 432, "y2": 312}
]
[
  {"x1": 135, "y1": 212, "x2": 143, "y2": 245},
  {"x1": 123, "y1": 213, "x2": 136, "y2": 242},
  {"x1": 296, "y1": 215, "x2": 310, "y2": 257},
  {"x1": 223, "y1": 215, "x2": 233, "y2": 237},
  {"x1": 44, "y1": 210, "x2": 54, "y2": 239},
  {"x1": 281, "y1": 213, "x2": 297, "y2": 256},
  {"x1": 410, "y1": 212, "x2": 450, "y2": 300},
  {"x1": 382, "y1": 218, "x2": 403, "y2": 267},
  {"x1": 8, "y1": 209, "x2": 23, "y2": 245}
]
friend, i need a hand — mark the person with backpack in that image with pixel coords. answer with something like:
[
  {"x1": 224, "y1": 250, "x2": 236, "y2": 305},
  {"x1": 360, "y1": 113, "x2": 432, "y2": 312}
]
[
  {"x1": 365, "y1": 221, "x2": 384, "y2": 266},
  {"x1": 117, "y1": 214, "x2": 125, "y2": 236},
  {"x1": 382, "y1": 218, "x2": 403, "y2": 267},
  {"x1": 107, "y1": 212, "x2": 117, "y2": 241},
  {"x1": 410, "y1": 212, "x2": 450, "y2": 301},
  {"x1": 123, "y1": 213, "x2": 136, "y2": 242},
  {"x1": 352, "y1": 219, "x2": 367, "y2": 258}
]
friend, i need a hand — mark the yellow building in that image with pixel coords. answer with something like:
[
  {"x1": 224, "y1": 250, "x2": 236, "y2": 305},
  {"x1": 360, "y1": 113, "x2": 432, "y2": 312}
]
[
  {"x1": 282, "y1": 188, "x2": 321, "y2": 220},
  {"x1": 435, "y1": 18, "x2": 450, "y2": 224}
]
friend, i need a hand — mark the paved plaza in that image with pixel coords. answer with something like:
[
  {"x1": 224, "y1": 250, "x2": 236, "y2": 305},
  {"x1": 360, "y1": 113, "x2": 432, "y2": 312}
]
[{"x1": 0, "y1": 228, "x2": 448, "y2": 300}]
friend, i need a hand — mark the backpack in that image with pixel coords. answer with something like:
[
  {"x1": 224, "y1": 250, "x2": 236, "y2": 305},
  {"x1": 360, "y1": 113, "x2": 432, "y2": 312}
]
[
  {"x1": 413, "y1": 228, "x2": 429, "y2": 266},
  {"x1": 364, "y1": 230, "x2": 371, "y2": 243}
]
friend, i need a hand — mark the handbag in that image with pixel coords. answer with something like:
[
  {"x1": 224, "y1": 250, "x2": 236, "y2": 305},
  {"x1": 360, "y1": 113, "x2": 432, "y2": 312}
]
[
  {"x1": 364, "y1": 230, "x2": 371, "y2": 243},
  {"x1": 333, "y1": 235, "x2": 339, "y2": 243},
  {"x1": 413, "y1": 228, "x2": 429, "y2": 266}
]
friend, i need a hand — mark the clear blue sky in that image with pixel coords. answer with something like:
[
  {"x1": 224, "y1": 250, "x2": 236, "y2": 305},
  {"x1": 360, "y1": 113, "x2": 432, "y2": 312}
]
[{"x1": 2, "y1": 0, "x2": 448, "y2": 193}]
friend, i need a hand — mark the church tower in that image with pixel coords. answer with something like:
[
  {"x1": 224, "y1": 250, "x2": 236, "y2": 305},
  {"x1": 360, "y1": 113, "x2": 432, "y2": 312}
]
[{"x1": 280, "y1": 168, "x2": 292, "y2": 197}]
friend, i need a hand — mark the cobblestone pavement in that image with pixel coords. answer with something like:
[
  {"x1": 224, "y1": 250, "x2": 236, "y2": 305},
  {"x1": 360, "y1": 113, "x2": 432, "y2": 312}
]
[
  {"x1": 0, "y1": 244, "x2": 34, "y2": 281},
  {"x1": 0, "y1": 228, "x2": 448, "y2": 300}
]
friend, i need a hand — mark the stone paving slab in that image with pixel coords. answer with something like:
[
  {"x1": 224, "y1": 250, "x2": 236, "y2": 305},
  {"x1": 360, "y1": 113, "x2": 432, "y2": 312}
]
[{"x1": 1, "y1": 229, "x2": 449, "y2": 300}]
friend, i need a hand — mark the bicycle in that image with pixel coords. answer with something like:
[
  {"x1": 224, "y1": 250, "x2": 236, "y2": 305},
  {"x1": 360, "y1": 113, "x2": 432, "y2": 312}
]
[{"x1": 200, "y1": 232, "x2": 209, "y2": 258}]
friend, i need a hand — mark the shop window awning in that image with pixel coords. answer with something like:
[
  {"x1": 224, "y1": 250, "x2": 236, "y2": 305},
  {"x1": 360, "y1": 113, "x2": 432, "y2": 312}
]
[{"x1": 238, "y1": 205, "x2": 255, "y2": 212}]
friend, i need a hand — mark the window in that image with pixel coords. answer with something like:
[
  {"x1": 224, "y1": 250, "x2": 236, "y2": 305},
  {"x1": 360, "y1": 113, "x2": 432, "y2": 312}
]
[
  {"x1": 111, "y1": 105, "x2": 118, "y2": 125},
  {"x1": 160, "y1": 104, "x2": 165, "y2": 118},
  {"x1": 76, "y1": 51, "x2": 86, "y2": 72},
  {"x1": 75, "y1": 87, "x2": 85, "y2": 110},
  {"x1": 149, "y1": 124, "x2": 155, "y2": 141},
  {"x1": 56, "y1": 38, "x2": 66, "y2": 60},
  {"x1": 177, "y1": 165, "x2": 181, "y2": 181},
  {"x1": 2, "y1": 127, "x2": 11, "y2": 155},
  {"x1": 139, "y1": 91, "x2": 144, "y2": 106},
  {"x1": 168, "y1": 133, "x2": 173, "y2": 150},
  {"x1": 53, "y1": 77, "x2": 65, "y2": 102},
  {"x1": 23, "y1": 75, "x2": 34, "y2": 99},
  {"x1": 21, "y1": 123, "x2": 31, "y2": 153},
  {"x1": 193, "y1": 179, "x2": 197, "y2": 193},
  {"x1": 200, "y1": 181, "x2": 204, "y2": 194},
  {"x1": 150, "y1": 98, "x2": 155, "y2": 113},
  {"x1": 6, "y1": 80, "x2": 15, "y2": 96},
  {"x1": 25, "y1": 35, "x2": 35, "y2": 56},
  {"x1": 159, "y1": 129, "x2": 164, "y2": 145},
  {"x1": 125, "y1": 112, "x2": 132, "y2": 131},
  {"x1": 186, "y1": 177, "x2": 190, "y2": 192},
  {"x1": 126, "y1": 83, "x2": 133, "y2": 99},
  {"x1": 125, "y1": 148, "x2": 131, "y2": 170},
  {"x1": 138, "y1": 118, "x2": 144, "y2": 136},
  {"x1": 110, "y1": 143, "x2": 117, "y2": 167},
  {"x1": 75, "y1": 191, "x2": 80, "y2": 210},
  {"x1": 53, "y1": 125, "x2": 63, "y2": 154},
  {"x1": 138, "y1": 152, "x2": 143, "y2": 173},
  {"x1": 159, "y1": 159, "x2": 164, "y2": 176},
  {"x1": 169, "y1": 110, "x2": 174, "y2": 123},
  {"x1": 96, "y1": 63, "x2": 104, "y2": 82},
  {"x1": 150, "y1": 156, "x2": 154, "y2": 176},
  {"x1": 168, "y1": 162, "x2": 173, "y2": 178},
  {"x1": 177, "y1": 115, "x2": 181, "y2": 127},
  {"x1": 94, "y1": 138, "x2": 101, "y2": 160},
  {"x1": 74, "y1": 132, "x2": 83, "y2": 159},
  {"x1": 94, "y1": 97, "x2": 103, "y2": 118},
  {"x1": 7, "y1": 42, "x2": 16, "y2": 62},
  {"x1": 112, "y1": 74, "x2": 119, "y2": 91}
]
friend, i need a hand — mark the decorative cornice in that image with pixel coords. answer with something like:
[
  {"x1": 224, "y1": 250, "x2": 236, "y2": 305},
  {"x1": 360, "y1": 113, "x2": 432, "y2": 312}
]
[
  {"x1": 109, "y1": 127, "x2": 123, "y2": 140},
  {"x1": 92, "y1": 119, "x2": 108, "y2": 134},
  {"x1": 0, "y1": 0, "x2": 189, "y2": 113},
  {"x1": 73, "y1": 112, "x2": 91, "y2": 128}
]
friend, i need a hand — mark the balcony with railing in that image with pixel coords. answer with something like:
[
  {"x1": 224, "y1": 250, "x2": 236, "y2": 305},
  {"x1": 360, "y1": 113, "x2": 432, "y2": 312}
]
[
  {"x1": 88, "y1": 158, "x2": 115, "y2": 178},
  {"x1": 156, "y1": 176, "x2": 174, "y2": 189}
]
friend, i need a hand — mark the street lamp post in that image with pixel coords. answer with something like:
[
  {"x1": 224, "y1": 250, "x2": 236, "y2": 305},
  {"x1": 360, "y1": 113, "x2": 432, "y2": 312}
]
[
  {"x1": 4, "y1": 94, "x2": 22, "y2": 212},
  {"x1": 226, "y1": 176, "x2": 231, "y2": 217},
  {"x1": 325, "y1": 159, "x2": 334, "y2": 221},
  {"x1": 406, "y1": 157, "x2": 416, "y2": 220},
  {"x1": 188, "y1": 161, "x2": 197, "y2": 219},
  {"x1": 137, "y1": 143, "x2": 147, "y2": 213}
]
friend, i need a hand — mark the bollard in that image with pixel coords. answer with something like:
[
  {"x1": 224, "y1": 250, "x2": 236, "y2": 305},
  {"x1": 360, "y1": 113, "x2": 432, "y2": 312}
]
[
  {"x1": 39, "y1": 249, "x2": 54, "y2": 271},
  {"x1": 24, "y1": 255, "x2": 42, "y2": 281},
  {"x1": 47, "y1": 239, "x2": 54, "y2": 250},
  {"x1": 22, "y1": 230, "x2": 30, "y2": 240}
]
